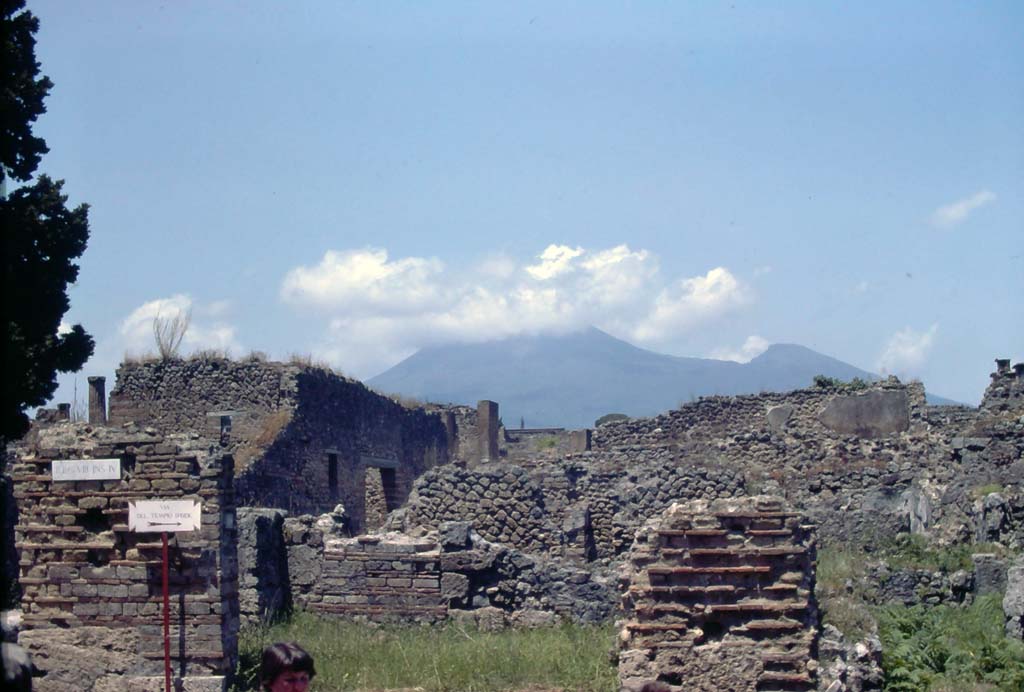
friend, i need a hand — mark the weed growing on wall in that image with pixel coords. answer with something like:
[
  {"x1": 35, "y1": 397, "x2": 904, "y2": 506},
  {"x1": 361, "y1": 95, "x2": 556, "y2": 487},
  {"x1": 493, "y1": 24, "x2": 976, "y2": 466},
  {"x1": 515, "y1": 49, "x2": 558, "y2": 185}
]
[
  {"x1": 879, "y1": 534, "x2": 1011, "y2": 573},
  {"x1": 233, "y1": 611, "x2": 619, "y2": 691}
]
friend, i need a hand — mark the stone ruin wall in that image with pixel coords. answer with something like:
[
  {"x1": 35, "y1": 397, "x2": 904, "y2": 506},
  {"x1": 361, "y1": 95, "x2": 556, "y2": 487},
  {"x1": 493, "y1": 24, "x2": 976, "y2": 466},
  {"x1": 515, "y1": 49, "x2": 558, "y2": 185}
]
[
  {"x1": 107, "y1": 358, "x2": 452, "y2": 530},
  {"x1": 589, "y1": 373, "x2": 1024, "y2": 550},
  {"x1": 982, "y1": 359, "x2": 1024, "y2": 412},
  {"x1": 5, "y1": 356, "x2": 1022, "y2": 688},
  {"x1": 401, "y1": 458, "x2": 746, "y2": 561},
  {"x1": 618, "y1": 496, "x2": 819, "y2": 692},
  {"x1": 233, "y1": 367, "x2": 449, "y2": 528},
  {"x1": 7, "y1": 423, "x2": 238, "y2": 691},
  {"x1": 108, "y1": 358, "x2": 297, "y2": 438}
]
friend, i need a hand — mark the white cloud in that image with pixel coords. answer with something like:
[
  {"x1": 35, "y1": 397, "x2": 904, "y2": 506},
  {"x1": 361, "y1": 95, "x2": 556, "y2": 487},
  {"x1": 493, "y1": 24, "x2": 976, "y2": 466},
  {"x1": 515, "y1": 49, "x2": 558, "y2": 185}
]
[
  {"x1": 119, "y1": 294, "x2": 241, "y2": 357},
  {"x1": 282, "y1": 245, "x2": 752, "y2": 378},
  {"x1": 711, "y1": 335, "x2": 771, "y2": 363},
  {"x1": 931, "y1": 190, "x2": 996, "y2": 229},
  {"x1": 854, "y1": 280, "x2": 870, "y2": 294},
  {"x1": 877, "y1": 324, "x2": 938, "y2": 376},
  {"x1": 524, "y1": 244, "x2": 585, "y2": 280},
  {"x1": 280, "y1": 248, "x2": 444, "y2": 314},
  {"x1": 631, "y1": 267, "x2": 749, "y2": 345}
]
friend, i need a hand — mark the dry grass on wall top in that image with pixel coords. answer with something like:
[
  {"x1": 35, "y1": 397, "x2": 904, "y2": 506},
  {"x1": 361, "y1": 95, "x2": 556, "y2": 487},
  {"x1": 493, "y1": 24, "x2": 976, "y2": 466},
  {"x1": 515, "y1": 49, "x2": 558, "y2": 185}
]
[
  {"x1": 234, "y1": 409, "x2": 294, "y2": 475},
  {"x1": 232, "y1": 612, "x2": 618, "y2": 692}
]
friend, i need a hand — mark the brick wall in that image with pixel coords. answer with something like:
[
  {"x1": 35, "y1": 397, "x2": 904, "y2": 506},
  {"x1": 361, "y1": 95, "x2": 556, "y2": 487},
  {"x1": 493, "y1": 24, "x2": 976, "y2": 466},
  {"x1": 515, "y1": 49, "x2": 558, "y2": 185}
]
[
  {"x1": 618, "y1": 496, "x2": 818, "y2": 692},
  {"x1": 9, "y1": 423, "x2": 238, "y2": 690}
]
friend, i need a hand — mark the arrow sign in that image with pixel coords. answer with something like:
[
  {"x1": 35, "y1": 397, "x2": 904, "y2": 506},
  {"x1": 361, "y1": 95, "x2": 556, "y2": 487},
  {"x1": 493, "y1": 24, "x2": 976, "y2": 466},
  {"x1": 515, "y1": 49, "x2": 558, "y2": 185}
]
[{"x1": 129, "y1": 500, "x2": 202, "y2": 533}]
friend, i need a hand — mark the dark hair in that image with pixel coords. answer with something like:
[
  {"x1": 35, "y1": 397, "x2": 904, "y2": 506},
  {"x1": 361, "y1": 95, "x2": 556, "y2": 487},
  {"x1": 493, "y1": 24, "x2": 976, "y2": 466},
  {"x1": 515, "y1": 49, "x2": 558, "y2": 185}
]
[
  {"x1": 260, "y1": 642, "x2": 316, "y2": 689},
  {"x1": 1, "y1": 643, "x2": 35, "y2": 692},
  {"x1": 639, "y1": 683, "x2": 671, "y2": 692}
]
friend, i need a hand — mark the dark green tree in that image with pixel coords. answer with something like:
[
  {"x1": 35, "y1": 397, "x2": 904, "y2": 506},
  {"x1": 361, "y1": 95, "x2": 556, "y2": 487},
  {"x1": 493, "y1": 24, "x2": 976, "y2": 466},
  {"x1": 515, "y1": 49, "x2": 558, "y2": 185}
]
[{"x1": 1, "y1": 0, "x2": 93, "y2": 443}]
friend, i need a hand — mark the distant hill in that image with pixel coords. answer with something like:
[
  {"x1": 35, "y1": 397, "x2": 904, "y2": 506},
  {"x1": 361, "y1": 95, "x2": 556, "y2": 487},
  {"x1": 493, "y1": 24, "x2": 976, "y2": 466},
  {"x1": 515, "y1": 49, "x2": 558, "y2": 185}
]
[{"x1": 367, "y1": 327, "x2": 964, "y2": 428}]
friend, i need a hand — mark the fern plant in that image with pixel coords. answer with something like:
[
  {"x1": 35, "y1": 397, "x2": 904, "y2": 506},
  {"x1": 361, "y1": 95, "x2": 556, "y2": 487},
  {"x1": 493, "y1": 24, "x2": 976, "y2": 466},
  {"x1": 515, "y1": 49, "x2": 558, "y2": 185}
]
[{"x1": 878, "y1": 595, "x2": 1024, "y2": 691}]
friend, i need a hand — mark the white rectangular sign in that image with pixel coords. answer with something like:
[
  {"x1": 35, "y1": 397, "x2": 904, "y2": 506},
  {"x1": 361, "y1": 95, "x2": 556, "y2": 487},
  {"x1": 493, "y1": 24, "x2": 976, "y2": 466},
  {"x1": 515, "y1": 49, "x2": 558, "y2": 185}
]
[
  {"x1": 52, "y1": 458, "x2": 121, "y2": 482},
  {"x1": 128, "y1": 500, "x2": 202, "y2": 533}
]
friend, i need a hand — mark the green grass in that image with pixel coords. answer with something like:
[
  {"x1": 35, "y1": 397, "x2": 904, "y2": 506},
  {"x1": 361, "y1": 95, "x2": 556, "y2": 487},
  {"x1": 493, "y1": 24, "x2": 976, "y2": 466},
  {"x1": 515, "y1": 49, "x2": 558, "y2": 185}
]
[
  {"x1": 232, "y1": 612, "x2": 619, "y2": 692},
  {"x1": 816, "y1": 544, "x2": 877, "y2": 639},
  {"x1": 971, "y1": 484, "x2": 1005, "y2": 500},
  {"x1": 879, "y1": 535, "x2": 1010, "y2": 573},
  {"x1": 878, "y1": 595, "x2": 1024, "y2": 692}
]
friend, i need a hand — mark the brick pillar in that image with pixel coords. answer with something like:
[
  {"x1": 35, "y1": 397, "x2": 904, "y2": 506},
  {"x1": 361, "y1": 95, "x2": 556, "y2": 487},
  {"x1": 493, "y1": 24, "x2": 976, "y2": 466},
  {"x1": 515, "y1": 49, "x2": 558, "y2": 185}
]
[
  {"x1": 570, "y1": 429, "x2": 592, "y2": 453},
  {"x1": 56, "y1": 403, "x2": 71, "y2": 421},
  {"x1": 618, "y1": 496, "x2": 819, "y2": 691},
  {"x1": 87, "y1": 376, "x2": 107, "y2": 425},
  {"x1": 477, "y1": 400, "x2": 499, "y2": 463}
]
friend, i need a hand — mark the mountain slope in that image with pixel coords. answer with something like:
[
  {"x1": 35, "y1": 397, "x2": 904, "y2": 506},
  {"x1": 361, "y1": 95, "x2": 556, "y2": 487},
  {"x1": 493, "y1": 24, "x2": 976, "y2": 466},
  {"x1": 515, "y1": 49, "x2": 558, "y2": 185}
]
[{"x1": 367, "y1": 328, "x2": 959, "y2": 428}]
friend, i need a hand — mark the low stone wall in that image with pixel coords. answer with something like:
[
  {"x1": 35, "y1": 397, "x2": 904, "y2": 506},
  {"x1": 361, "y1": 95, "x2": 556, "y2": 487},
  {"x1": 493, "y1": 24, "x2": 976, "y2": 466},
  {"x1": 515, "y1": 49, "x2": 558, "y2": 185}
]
[
  {"x1": 8, "y1": 423, "x2": 238, "y2": 690},
  {"x1": 308, "y1": 534, "x2": 446, "y2": 623},
  {"x1": 237, "y1": 514, "x2": 616, "y2": 626},
  {"x1": 617, "y1": 496, "x2": 818, "y2": 692}
]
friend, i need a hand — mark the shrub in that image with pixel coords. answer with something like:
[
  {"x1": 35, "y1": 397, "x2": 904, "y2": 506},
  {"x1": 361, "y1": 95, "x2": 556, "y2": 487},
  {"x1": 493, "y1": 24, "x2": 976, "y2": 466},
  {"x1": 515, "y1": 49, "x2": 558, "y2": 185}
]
[
  {"x1": 813, "y1": 374, "x2": 871, "y2": 390},
  {"x1": 152, "y1": 308, "x2": 191, "y2": 360}
]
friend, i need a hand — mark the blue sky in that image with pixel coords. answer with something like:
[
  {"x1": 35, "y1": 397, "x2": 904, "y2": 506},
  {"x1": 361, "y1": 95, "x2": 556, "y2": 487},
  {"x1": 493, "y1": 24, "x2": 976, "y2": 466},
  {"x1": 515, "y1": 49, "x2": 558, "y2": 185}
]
[{"x1": 26, "y1": 1, "x2": 1022, "y2": 408}]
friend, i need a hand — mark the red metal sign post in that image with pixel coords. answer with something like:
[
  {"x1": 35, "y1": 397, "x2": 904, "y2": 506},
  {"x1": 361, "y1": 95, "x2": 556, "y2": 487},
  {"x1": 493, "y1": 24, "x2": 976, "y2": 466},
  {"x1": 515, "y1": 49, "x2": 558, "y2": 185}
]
[
  {"x1": 128, "y1": 500, "x2": 201, "y2": 692},
  {"x1": 162, "y1": 530, "x2": 172, "y2": 692}
]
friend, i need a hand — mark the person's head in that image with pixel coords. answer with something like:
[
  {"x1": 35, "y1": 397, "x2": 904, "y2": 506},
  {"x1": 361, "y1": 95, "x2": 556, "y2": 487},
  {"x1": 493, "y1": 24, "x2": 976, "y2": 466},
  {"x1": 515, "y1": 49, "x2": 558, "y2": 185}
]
[{"x1": 260, "y1": 642, "x2": 316, "y2": 692}]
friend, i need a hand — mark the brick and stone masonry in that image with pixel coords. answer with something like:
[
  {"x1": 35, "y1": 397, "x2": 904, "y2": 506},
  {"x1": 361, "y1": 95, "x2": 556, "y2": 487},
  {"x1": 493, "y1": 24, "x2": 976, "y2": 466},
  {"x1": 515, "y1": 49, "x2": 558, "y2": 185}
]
[
  {"x1": 8, "y1": 422, "x2": 238, "y2": 691},
  {"x1": 618, "y1": 496, "x2": 818, "y2": 692},
  {"x1": 106, "y1": 358, "x2": 450, "y2": 528},
  {"x1": 307, "y1": 534, "x2": 446, "y2": 623}
]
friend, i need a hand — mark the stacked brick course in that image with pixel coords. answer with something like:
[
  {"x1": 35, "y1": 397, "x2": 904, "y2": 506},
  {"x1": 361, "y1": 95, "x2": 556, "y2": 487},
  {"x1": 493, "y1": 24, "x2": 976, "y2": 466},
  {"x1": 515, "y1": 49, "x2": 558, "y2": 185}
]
[
  {"x1": 618, "y1": 496, "x2": 818, "y2": 692},
  {"x1": 307, "y1": 535, "x2": 446, "y2": 623},
  {"x1": 9, "y1": 423, "x2": 238, "y2": 690}
]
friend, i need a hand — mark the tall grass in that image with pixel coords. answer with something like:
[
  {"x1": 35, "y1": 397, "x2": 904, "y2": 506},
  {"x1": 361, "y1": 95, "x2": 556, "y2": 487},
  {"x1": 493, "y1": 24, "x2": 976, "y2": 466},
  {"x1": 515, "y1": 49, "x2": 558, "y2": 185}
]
[{"x1": 233, "y1": 612, "x2": 618, "y2": 692}]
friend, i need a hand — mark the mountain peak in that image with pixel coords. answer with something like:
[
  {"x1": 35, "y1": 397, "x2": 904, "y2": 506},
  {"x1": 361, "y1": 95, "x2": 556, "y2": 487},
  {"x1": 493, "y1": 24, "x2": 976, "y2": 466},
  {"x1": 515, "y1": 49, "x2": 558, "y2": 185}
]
[{"x1": 368, "y1": 329, "x2": 902, "y2": 427}]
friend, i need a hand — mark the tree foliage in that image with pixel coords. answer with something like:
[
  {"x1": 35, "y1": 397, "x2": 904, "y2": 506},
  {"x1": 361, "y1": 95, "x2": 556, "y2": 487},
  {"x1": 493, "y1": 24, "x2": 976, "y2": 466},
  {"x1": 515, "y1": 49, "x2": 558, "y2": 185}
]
[
  {"x1": 595, "y1": 413, "x2": 629, "y2": 427},
  {"x1": 1, "y1": 0, "x2": 93, "y2": 443}
]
